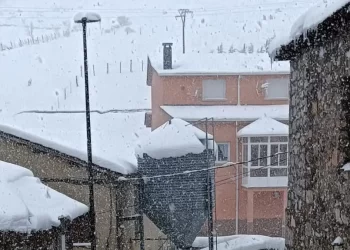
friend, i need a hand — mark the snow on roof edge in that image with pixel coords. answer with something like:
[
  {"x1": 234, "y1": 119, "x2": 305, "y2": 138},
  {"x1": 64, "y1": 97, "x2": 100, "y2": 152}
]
[
  {"x1": 161, "y1": 105, "x2": 289, "y2": 122},
  {"x1": 0, "y1": 123, "x2": 136, "y2": 175},
  {"x1": 149, "y1": 52, "x2": 290, "y2": 76},
  {"x1": 237, "y1": 117, "x2": 289, "y2": 137},
  {"x1": 268, "y1": 0, "x2": 350, "y2": 60},
  {"x1": 0, "y1": 161, "x2": 88, "y2": 232}
]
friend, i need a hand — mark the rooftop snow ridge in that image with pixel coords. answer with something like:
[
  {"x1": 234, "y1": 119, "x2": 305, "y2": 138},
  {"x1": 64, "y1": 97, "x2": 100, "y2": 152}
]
[
  {"x1": 135, "y1": 118, "x2": 216, "y2": 159},
  {"x1": 269, "y1": 0, "x2": 350, "y2": 59},
  {"x1": 0, "y1": 161, "x2": 88, "y2": 232},
  {"x1": 237, "y1": 117, "x2": 288, "y2": 137},
  {"x1": 149, "y1": 52, "x2": 290, "y2": 75}
]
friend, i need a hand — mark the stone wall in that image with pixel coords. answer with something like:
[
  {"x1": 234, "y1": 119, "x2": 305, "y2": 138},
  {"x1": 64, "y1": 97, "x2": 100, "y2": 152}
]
[{"x1": 287, "y1": 34, "x2": 350, "y2": 249}]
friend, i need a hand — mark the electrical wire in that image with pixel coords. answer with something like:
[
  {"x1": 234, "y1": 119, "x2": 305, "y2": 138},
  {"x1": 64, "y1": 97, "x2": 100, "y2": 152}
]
[{"x1": 118, "y1": 151, "x2": 288, "y2": 182}]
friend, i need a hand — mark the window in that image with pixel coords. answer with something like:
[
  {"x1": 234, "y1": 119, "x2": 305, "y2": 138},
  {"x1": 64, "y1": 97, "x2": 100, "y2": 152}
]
[
  {"x1": 263, "y1": 78, "x2": 289, "y2": 100},
  {"x1": 202, "y1": 79, "x2": 226, "y2": 100},
  {"x1": 242, "y1": 136, "x2": 288, "y2": 178},
  {"x1": 217, "y1": 143, "x2": 230, "y2": 162}
]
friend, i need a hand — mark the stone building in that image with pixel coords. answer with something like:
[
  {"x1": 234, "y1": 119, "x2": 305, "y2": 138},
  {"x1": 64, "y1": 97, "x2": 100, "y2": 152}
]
[
  {"x1": 270, "y1": 1, "x2": 350, "y2": 249},
  {"x1": 0, "y1": 125, "x2": 137, "y2": 250}
]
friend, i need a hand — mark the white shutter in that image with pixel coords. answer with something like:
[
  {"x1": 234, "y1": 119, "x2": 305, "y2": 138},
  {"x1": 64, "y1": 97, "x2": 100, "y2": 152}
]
[
  {"x1": 202, "y1": 79, "x2": 226, "y2": 100},
  {"x1": 265, "y1": 78, "x2": 289, "y2": 99}
]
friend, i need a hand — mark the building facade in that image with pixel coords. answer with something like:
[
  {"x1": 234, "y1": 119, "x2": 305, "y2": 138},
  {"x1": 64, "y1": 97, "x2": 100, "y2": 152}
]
[
  {"x1": 271, "y1": 1, "x2": 350, "y2": 249},
  {"x1": 147, "y1": 45, "x2": 290, "y2": 237},
  {"x1": 0, "y1": 128, "x2": 136, "y2": 250}
]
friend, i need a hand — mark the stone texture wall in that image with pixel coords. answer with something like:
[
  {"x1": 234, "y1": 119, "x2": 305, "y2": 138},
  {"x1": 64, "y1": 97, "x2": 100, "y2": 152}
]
[{"x1": 287, "y1": 35, "x2": 350, "y2": 249}]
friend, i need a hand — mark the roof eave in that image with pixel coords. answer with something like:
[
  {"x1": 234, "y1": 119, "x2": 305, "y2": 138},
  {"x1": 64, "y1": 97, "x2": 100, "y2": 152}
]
[
  {"x1": 156, "y1": 71, "x2": 290, "y2": 76},
  {"x1": 237, "y1": 133, "x2": 289, "y2": 137},
  {"x1": 273, "y1": 2, "x2": 350, "y2": 61}
]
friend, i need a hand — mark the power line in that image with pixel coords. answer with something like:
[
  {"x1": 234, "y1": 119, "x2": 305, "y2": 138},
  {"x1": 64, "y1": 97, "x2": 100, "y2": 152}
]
[
  {"x1": 0, "y1": 3, "x2": 312, "y2": 19},
  {"x1": 0, "y1": 1, "x2": 312, "y2": 13},
  {"x1": 118, "y1": 152, "x2": 288, "y2": 182}
]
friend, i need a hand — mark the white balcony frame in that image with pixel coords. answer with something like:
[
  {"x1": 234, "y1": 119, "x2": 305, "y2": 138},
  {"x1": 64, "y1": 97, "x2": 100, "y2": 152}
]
[{"x1": 242, "y1": 136, "x2": 288, "y2": 188}]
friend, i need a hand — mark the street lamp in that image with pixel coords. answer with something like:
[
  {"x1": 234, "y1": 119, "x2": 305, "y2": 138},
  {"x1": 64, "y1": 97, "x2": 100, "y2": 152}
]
[{"x1": 74, "y1": 12, "x2": 101, "y2": 250}]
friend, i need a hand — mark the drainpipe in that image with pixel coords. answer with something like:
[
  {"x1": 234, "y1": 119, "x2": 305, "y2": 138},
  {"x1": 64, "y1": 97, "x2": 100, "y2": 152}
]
[
  {"x1": 235, "y1": 121, "x2": 239, "y2": 235},
  {"x1": 237, "y1": 75, "x2": 241, "y2": 105}
]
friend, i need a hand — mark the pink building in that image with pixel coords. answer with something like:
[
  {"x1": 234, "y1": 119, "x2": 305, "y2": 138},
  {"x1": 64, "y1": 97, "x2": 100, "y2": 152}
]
[{"x1": 146, "y1": 43, "x2": 290, "y2": 237}]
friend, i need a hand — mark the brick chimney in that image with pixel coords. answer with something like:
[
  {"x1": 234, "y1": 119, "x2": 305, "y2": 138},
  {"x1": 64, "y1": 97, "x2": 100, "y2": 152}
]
[{"x1": 162, "y1": 43, "x2": 173, "y2": 70}]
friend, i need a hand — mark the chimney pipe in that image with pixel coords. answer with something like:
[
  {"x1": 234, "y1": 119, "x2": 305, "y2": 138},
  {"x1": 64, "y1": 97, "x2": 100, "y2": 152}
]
[{"x1": 162, "y1": 43, "x2": 173, "y2": 70}]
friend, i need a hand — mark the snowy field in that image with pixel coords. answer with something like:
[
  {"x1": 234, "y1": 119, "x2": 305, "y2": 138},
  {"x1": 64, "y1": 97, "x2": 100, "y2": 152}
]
[{"x1": 0, "y1": 0, "x2": 324, "y2": 173}]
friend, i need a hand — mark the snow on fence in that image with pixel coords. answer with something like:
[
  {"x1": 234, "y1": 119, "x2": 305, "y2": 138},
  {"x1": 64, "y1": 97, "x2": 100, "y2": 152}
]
[
  {"x1": 0, "y1": 32, "x2": 62, "y2": 51},
  {"x1": 52, "y1": 58, "x2": 146, "y2": 109}
]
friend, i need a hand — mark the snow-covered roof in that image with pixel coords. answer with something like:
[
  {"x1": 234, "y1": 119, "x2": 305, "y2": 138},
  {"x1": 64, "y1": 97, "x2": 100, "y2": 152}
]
[
  {"x1": 161, "y1": 105, "x2": 289, "y2": 122},
  {"x1": 0, "y1": 32, "x2": 150, "y2": 175},
  {"x1": 237, "y1": 117, "x2": 288, "y2": 137},
  {"x1": 199, "y1": 235, "x2": 285, "y2": 250},
  {"x1": 136, "y1": 118, "x2": 215, "y2": 159},
  {"x1": 0, "y1": 161, "x2": 88, "y2": 232},
  {"x1": 269, "y1": 0, "x2": 350, "y2": 59},
  {"x1": 150, "y1": 53, "x2": 290, "y2": 76}
]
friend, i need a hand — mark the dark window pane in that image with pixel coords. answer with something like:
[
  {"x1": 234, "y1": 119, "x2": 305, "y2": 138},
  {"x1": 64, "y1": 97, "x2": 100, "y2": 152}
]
[
  {"x1": 250, "y1": 137, "x2": 268, "y2": 143},
  {"x1": 217, "y1": 144, "x2": 229, "y2": 161},
  {"x1": 271, "y1": 144, "x2": 279, "y2": 166},
  {"x1": 270, "y1": 168, "x2": 288, "y2": 176},
  {"x1": 243, "y1": 145, "x2": 248, "y2": 166},
  {"x1": 242, "y1": 137, "x2": 248, "y2": 143},
  {"x1": 250, "y1": 168, "x2": 268, "y2": 177},
  {"x1": 270, "y1": 136, "x2": 288, "y2": 142},
  {"x1": 260, "y1": 145, "x2": 267, "y2": 166},
  {"x1": 251, "y1": 145, "x2": 259, "y2": 166},
  {"x1": 279, "y1": 144, "x2": 288, "y2": 166}
]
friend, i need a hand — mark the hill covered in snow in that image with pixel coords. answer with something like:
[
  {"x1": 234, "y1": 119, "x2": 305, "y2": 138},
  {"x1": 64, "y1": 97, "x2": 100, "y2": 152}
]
[{"x1": 0, "y1": 0, "x2": 321, "y2": 173}]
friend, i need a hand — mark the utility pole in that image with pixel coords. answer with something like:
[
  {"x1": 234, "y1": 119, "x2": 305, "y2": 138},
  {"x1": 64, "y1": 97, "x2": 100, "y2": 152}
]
[
  {"x1": 176, "y1": 9, "x2": 193, "y2": 54},
  {"x1": 205, "y1": 118, "x2": 214, "y2": 250}
]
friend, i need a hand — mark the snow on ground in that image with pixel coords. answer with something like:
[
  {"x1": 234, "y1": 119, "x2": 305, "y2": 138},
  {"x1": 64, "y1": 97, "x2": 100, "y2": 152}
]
[
  {"x1": 150, "y1": 52, "x2": 289, "y2": 75},
  {"x1": 161, "y1": 105, "x2": 289, "y2": 121},
  {"x1": 237, "y1": 117, "x2": 288, "y2": 137},
  {"x1": 199, "y1": 235, "x2": 285, "y2": 250},
  {"x1": 0, "y1": 0, "x2": 321, "y2": 173},
  {"x1": 269, "y1": 0, "x2": 350, "y2": 58},
  {"x1": 192, "y1": 235, "x2": 240, "y2": 248},
  {"x1": 0, "y1": 161, "x2": 88, "y2": 232},
  {"x1": 136, "y1": 118, "x2": 215, "y2": 159}
]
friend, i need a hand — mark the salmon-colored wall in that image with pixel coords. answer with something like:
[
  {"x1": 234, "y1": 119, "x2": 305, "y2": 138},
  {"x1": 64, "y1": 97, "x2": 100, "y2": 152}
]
[
  {"x1": 162, "y1": 75, "x2": 238, "y2": 105},
  {"x1": 149, "y1": 67, "x2": 289, "y2": 234},
  {"x1": 151, "y1": 72, "x2": 289, "y2": 108},
  {"x1": 239, "y1": 75, "x2": 289, "y2": 105}
]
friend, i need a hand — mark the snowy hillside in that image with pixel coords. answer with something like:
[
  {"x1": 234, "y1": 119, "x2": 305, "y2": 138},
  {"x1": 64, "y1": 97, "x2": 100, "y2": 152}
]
[
  {"x1": 0, "y1": 0, "x2": 323, "y2": 173},
  {"x1": 0, "y1": 0, "x2": 320, "y2": 54}
]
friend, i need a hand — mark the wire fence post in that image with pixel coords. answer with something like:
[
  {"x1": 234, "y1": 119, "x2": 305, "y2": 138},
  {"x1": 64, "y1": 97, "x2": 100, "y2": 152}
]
[
  {"x1": 120, "y1": 61, "x2": 122, "y2": 73},
  {"x1": 107, "y1": 63, "x2": 109, "y2": 74},
  {"x1": 130, "y1": 60, "x2": 133, "y2": 72}
]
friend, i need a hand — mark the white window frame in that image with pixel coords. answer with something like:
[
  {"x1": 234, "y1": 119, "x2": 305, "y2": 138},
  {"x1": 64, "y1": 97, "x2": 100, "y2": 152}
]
[
  {"x1": 216, "y1": 143, "x2": 230, "y2": 163},
  {"x1": 202, "y1": 79, "x2": 226, "y2": 101},
  {"x1": 242, "y1": 136, "x2": 288, "y2": 178},
  {"x1": 263, "y1": 78, "x2": 289, "y2": 100}
]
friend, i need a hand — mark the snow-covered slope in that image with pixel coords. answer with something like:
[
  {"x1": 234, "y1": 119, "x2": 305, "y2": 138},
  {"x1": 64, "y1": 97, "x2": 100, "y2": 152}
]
[
  {"x1": 0, "y1": 0, "x2": 322, "y2": 174},
  {"x1": 0, "y1": 161, "x2": 88, "y2": 232}
]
